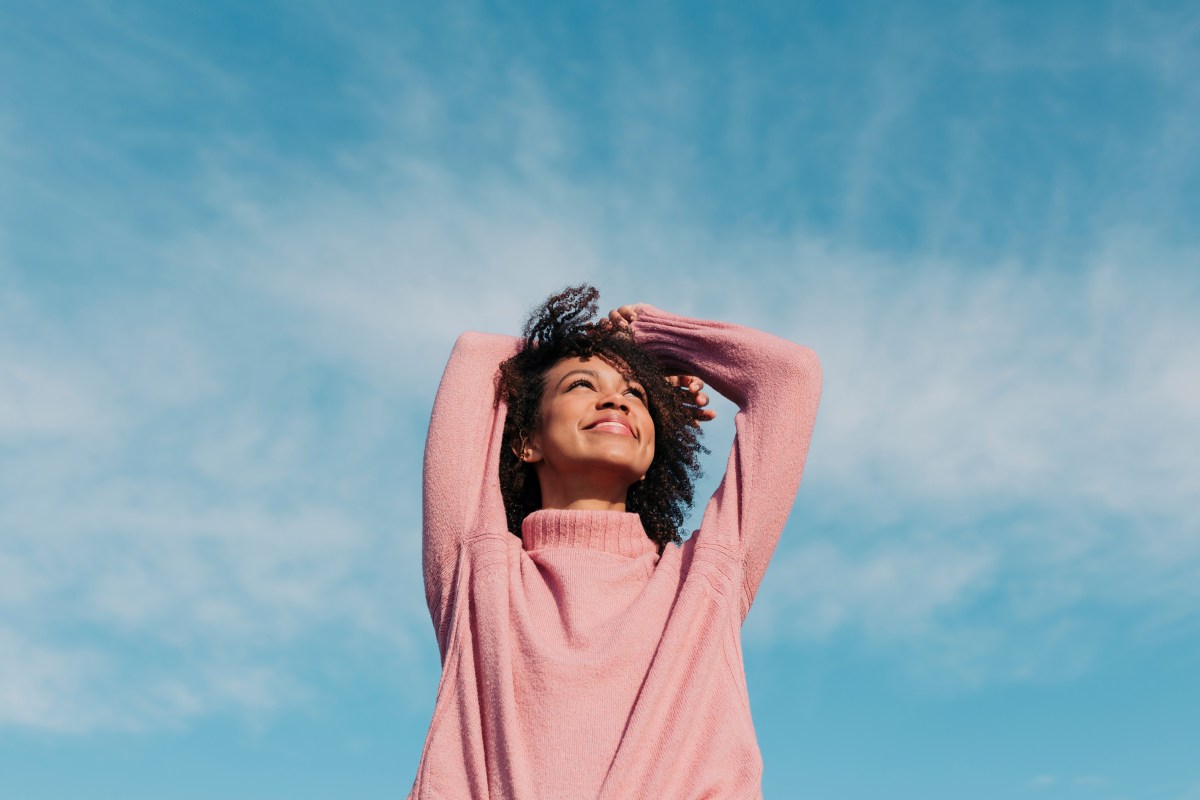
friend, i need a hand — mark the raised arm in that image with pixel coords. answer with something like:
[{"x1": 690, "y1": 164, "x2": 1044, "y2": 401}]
[
  {"x1": 423, "y1": 331, "x2": 519, "y2": 647},
  {"x1": 630, "y1": 305, "x2": 822, "y2": 619}
]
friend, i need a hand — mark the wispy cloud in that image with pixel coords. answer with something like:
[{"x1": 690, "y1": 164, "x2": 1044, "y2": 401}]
[
  {"x1": 166, "y1": 150, "x2": 1200, "y2": 694},
  {"x1": 1, "y1": 0, "x2": 1198, "y2": 735},
  {"x1": 6, "y1": 113, "x2": 1200, "y2": 731},
  {"x1": 0, "y1": 273, "x2": 427, "y2": 731},
  {"x1": 745, "y1": 240, "x2": 1199, "y2": 685}
]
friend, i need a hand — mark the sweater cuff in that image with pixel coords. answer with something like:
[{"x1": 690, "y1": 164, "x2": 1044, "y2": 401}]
[{"x1": 628, "y1": 305, "x2": 711, "y2": 372}]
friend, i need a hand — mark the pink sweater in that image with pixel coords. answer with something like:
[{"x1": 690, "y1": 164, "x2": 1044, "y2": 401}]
[{"x1": 411, "y1": 306, "x2": 822, "y2": 799}]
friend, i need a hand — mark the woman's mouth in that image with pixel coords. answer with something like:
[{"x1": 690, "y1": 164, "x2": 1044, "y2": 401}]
[{"x1": 587, "y1": 420, "x2": 634, "y2": 437}]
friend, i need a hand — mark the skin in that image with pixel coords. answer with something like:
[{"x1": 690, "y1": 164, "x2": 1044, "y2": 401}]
[{"x1": 519, "y1": 305, "x2": 717, "y2": 513}]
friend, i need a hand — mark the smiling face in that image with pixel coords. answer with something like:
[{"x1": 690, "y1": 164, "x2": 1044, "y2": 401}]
[{"x1": 524, "y1": 355, "x2": 656, "y2": 499}]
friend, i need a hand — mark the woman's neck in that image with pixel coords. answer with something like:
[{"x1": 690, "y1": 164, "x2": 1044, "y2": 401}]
[{"x1": 536, "y1": 472, "x2": 629, "y2": 513}]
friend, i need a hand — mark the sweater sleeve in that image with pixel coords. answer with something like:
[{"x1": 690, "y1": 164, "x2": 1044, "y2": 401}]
[
  {"x1": 422, "y1": 331, "x2": 520, "y2": 648},
  {"x1": 631, "y1": 306, "x2": 822, "y2": 619}
]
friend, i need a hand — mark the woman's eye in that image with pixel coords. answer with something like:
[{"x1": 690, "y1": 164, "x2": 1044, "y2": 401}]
[
  {"x1": 567, "y1": 379, "x2": 594, "y2": 391},
  {"x1": 626, "y1": 387, "x2": 646, "y2": 401}
]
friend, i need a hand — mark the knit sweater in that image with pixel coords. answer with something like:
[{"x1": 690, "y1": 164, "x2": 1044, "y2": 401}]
[{"x1": 411, "y1": 306, "x2": 822, "y2": 800}]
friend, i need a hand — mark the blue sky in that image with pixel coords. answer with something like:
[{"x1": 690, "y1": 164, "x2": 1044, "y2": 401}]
[{"x1": 1, "y1": 1, "x2": 1198, "y2": 797}]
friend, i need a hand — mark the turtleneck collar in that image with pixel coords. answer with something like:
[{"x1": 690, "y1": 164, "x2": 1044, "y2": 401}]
[{"x1": 520, "y1": 508, "x2": 657, "y2": 558}]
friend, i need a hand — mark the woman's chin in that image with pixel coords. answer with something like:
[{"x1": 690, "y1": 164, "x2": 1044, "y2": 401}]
[
  {"x1": 585, "y1": 451, "x2": 648, "y2": 478},
  {"x1": 549, "y1": 454, "x2": 645, "y2": 487}
]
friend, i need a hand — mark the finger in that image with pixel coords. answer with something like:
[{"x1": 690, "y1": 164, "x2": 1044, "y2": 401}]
[{"x1": 693, "y1": 392, "x2": 709, "y2": 407}]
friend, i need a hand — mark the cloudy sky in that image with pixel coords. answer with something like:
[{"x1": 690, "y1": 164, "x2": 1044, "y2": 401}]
[{"x1": 2, "y1": 1, "x2": 1198, "y2": 797}]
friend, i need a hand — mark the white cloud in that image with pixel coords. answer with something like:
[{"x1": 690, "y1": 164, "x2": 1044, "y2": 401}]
[
  {"x1": 746, "y1": 538, "x2": 996, "y2": 642},
  {"x1": 0, "y1": 627, "x2": 111, "y2": 733},
  {"x1": 2, "y1": 1, "x2": 1198, "y2": 732},
  {"x1": 738, "y1": 239, "x2": 1200, "y2": 684},
  {"x1": 6, "y1": 142, "x2": 1198, "y2": 730},
  {"x1": 188, "y1": 152, "x2": 1200, "y2": 689},
  {"x1": 0, "y1": 278, "x2": 428, "y2": 732},
  {"x1": 0, "y1": 624, "x2": 305, "y2": 733},
  {"x1": 0, "y1": 293, "x2": 112, "y2": 439}
]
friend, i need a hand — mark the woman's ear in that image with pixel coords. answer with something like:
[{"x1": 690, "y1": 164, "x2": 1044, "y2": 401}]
[
  {"x1": 512, "y1": 434, "x2": 543, "y2": 464},
  {"x1": 525, "y1": 431, "x2": 544, "y2": 464}
]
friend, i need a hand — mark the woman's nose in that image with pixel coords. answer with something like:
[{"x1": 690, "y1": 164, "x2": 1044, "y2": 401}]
[{"x1": 597, "y1": 393, "x2": 630, "y2": 412}]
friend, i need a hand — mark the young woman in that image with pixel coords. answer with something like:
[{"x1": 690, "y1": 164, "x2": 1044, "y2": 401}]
[{"x1": 411, "y1": 286, "x2": 822, "y2": 799}]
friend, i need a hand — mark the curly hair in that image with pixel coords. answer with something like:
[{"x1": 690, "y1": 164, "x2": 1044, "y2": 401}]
[{"x1": 496, "y1": 285, "x2": 706, "y2": 549}]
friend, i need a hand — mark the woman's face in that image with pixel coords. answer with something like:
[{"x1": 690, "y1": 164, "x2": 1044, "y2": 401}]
[{"x1": 526, "y1": 355, "x2": 656, "y2": 489}]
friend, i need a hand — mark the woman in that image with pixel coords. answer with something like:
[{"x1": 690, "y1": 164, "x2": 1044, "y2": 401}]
[{"x1": 412, "y1": 285, "x2": 822, "y2": 799}]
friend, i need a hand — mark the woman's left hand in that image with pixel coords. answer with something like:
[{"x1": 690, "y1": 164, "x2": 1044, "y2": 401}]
[
  {"x1": 606, "y1": 304, "x2": 715, "y2": 426},
  {"x1": 667, "y1": 374, "x2": 717, "y2": 426}
]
